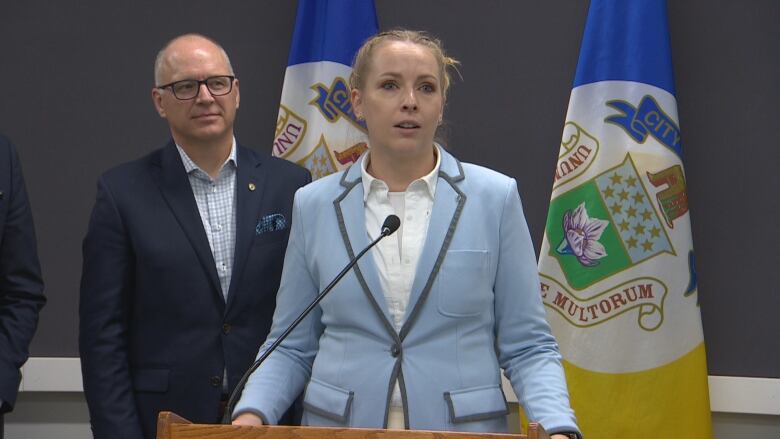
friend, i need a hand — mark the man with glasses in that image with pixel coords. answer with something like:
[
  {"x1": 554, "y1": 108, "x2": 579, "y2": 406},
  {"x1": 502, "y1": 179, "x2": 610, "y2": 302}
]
[{"x1": 79, "y1": 34, "x2": 310, "y2": 439}]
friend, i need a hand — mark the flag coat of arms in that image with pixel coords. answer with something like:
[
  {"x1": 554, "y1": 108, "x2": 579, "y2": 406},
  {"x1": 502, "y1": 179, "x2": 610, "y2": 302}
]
[
  {"x1": 538, "y1": 1, "x2": 712, "y2": 437},
  {"x1": 272, "y1": 0, "x2": 378, "y2": 179}
]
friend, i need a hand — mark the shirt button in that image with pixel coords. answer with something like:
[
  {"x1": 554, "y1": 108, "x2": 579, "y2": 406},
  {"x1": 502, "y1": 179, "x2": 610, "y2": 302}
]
[
  {"x1": 210, "y1": 376, "x2": 221, "y2": 387},
  {"x1": 215, "y1": 224, "x2": 223, "y2": 231}
]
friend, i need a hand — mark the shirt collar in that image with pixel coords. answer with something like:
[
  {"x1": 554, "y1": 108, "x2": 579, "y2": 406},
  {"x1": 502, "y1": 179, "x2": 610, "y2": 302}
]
[
  {"x1": 176, "y1": 137, "x2": 237, "y2": 176},
  {"x1": 360, "y1": 143, "x2": 441, "y2": 202}
]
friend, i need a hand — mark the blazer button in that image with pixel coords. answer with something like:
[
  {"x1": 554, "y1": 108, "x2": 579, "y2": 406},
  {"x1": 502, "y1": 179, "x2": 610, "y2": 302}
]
[
  {"x1": 210, "y1": 376, "x2": 222, "y2": 387},
  {"x1": 222, "y1": 323, "x2": 231, "y2": 334},
  {"x1": 390, "y1": 344, "x2": 401, "y2": 358}
]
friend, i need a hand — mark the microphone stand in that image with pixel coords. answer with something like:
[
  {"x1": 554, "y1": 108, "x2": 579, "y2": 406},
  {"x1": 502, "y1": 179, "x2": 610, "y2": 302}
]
[{"x1": 221, "y1": 215, "x2": 400, "y2": 424}]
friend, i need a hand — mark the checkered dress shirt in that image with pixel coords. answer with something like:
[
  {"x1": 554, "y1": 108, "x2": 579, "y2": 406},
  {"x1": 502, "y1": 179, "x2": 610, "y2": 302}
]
[{"x1": 176, "y1": 142, "x2": 237, "y2": 301}]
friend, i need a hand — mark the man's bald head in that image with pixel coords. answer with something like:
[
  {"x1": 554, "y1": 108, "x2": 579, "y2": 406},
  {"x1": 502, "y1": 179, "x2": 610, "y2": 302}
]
[
  {"x1": 151, "y1": 33, "x2": 240, "y2": 151},
  {"x1": 154, "y1": 33, "x2": 234, "y2": 86}
]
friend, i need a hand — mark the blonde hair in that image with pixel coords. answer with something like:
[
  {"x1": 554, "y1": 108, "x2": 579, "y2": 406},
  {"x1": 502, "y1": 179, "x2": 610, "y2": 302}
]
[{"x1": 349, "y1": 30, "x2": 460, "y2": 101}]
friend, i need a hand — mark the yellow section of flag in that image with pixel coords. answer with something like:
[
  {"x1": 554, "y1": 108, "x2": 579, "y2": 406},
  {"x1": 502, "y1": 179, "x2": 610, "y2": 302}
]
[{"x1": 564, "y1": 342, "x2": 711, "y2": 438}]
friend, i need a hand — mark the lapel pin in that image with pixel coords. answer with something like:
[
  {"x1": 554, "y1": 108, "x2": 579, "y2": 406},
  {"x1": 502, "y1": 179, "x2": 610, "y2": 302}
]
[{"x1": 248, "y1": 183, "x2": 256, "y2": 191}]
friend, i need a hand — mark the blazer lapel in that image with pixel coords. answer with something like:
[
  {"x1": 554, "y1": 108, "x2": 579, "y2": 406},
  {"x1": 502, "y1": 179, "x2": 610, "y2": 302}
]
[
  {"x1": 334, "y1": 166, "x2": 395, "y2": 332},
  {"x1": 151, "y1": 142, "x2": 222, "y2": 301},
  {"x1": 226, "y1": 145, "x2": 266, "y2": 311},
  {"x1": 400, "y1": 151, "x2": 466, "y2": 339}
]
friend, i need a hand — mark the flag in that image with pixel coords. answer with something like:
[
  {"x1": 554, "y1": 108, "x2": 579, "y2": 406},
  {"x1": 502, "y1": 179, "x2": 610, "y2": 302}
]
[
  {"x1": 272, "y1": 0, "x2": 378, "y2": 179},
  {"x1": 537, "y1": 1, "x2": 712, "y2": 437}
]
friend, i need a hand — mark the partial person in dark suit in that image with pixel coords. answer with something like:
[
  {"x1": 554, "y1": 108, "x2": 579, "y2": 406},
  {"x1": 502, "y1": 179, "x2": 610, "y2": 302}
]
[
  {"x1": 0, "y1": 134, "x2": 46, "y2": 439},
  {"x1": 79, "y1": 34, "x2": 311, "y2": 439}
]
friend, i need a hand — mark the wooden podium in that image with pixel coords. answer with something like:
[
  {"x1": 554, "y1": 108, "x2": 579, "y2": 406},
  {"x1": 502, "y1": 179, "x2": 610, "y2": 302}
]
[{"x1": 157, "y1": 411, "x2": 550, "y2": 439}]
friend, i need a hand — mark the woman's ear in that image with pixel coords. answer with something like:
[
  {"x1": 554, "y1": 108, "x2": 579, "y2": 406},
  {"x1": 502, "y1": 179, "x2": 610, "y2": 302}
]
[{"x1": 351, "y1": 88, "x2": 363, "y2": 120}]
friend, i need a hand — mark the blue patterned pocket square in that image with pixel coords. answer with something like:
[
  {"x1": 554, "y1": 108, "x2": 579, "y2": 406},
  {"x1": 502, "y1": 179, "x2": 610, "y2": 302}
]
[{"x1": 256, "y1": 213, "x2": 287, "y2": 235}]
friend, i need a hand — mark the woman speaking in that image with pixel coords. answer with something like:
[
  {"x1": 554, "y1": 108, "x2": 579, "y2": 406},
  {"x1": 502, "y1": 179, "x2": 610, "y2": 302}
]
[{"x1": 233, "y1": 30, "x2": 582, "y2": 439}]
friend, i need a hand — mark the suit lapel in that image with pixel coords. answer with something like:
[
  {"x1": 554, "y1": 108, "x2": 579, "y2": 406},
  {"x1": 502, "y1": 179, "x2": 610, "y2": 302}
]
[
  {"x1": 334, "y1": 166, "x2": 396, "y2": 332},
  {"x1": 151, "y1": 142, "x2": 222, "y2": 301},
  {"x1": 400, "y1": 151, "x2": 466, "y2": 339},
  {"x1": 226, "y1": 145, "x2": 265, "y2": 311}
]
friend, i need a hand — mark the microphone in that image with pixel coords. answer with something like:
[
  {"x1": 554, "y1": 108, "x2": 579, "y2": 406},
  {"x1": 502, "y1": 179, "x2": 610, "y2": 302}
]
[
  {"x1": 380, "y1": 214, "x2": 401, "y2": 237},
  {"x1": 222, "y1": 214, "x2": 401, "y2": 423}
]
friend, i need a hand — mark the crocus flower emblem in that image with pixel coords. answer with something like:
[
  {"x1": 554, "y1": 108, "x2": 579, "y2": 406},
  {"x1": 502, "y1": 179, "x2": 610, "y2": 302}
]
[{"x1": 556, "y1": 202, "x2": 609, "y2": 266}]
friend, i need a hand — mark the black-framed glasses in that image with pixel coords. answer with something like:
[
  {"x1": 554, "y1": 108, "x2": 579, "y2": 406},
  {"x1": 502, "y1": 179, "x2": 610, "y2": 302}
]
[{"x1": 157, "y1": 75, "x2": 236, "y2": 100}]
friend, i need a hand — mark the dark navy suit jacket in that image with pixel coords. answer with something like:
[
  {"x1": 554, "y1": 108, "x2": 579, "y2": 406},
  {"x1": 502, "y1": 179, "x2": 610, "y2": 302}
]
[
  {"x1": 0, "y1": 134, "x2": 45, "y2": 413},
  {"x1": 79, "y1": 141, "x2": 310, "y2": 438}
]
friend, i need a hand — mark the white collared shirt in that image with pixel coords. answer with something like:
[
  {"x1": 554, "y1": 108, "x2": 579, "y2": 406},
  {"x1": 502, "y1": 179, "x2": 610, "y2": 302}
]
[{"x1": 360, "y1": 144, "x2": 441, "y2": 409}]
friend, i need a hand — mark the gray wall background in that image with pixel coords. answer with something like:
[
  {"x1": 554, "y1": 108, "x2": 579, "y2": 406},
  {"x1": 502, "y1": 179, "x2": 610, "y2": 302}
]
[{"x1": 0, "y1": 0, "x2": 777, "y2": 378}]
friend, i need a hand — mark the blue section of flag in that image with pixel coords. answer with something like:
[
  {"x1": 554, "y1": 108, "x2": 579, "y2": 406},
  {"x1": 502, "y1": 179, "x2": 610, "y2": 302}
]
[
  {"x1": 287, "y1": 0, "x2": 379, "y2": 67},
  {"x1": 573, "y1": 0, "x2": 676, "y2": 96}
]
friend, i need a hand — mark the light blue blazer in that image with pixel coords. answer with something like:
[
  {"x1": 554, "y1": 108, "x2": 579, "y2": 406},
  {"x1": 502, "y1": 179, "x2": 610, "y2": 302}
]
[{"x1": 234, "y1": 148, "x2": 579, "y2": 435}]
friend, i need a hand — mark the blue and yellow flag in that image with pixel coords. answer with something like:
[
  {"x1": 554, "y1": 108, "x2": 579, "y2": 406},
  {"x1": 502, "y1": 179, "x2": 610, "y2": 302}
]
[
  {"x1": 538, "y1": 1, "x2": 712, "y2": 437},
  {"x1": 272, "y1": 0, "x2": 378, "y2": 179}
]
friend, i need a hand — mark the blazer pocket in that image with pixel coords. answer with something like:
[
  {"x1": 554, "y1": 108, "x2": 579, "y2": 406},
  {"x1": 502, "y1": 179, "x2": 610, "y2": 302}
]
[
  {"x1": 437, "y1": 250, "x2": 490, "y2": 317},
  {"x1": 131, "y1": 368, "x2": 169, "y2": 393},
  {"x1": 444, "y1": 383, "x2": 509, "y2": 423},
  {"x1": 302, "y1": 378, "x2": 354, "y2": 423},
  {"x1": 252, "y1": 229, "x2": 289, "y2": 247}
]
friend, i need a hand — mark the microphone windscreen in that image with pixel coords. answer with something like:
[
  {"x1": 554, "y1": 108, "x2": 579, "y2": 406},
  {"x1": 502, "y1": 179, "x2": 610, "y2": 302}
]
[{"x1": 381, "y1": 215, "x2": 401, "y2": 236}]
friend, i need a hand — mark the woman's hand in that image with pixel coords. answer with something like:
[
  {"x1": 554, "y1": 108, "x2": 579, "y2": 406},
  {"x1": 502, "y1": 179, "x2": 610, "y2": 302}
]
[{"x1": 232, "y1": 412, "x2": 265, "y2": 427}]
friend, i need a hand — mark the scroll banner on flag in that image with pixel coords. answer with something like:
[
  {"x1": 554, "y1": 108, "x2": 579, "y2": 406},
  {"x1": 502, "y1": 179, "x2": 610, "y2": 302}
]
[
  {"x1": 537, "y1": 1, "x2": 713, "y2": 437},
  {"x1": 272, "y1": 0, "x2": 378, "y2": 179}
]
